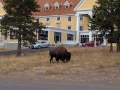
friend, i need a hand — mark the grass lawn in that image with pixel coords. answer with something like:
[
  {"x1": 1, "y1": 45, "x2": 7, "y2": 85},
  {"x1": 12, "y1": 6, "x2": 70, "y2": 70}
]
[{"x1": 0, "y1": 46, "x2": 120, "y2": 83}]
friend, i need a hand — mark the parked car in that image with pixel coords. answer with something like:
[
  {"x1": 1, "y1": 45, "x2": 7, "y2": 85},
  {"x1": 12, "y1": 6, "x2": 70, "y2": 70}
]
[
  {"x1": 82, "y1": 41, "x2": 99, "y2": 47},
  {"x1": 30, "y1": 41, "x2": 50, "y2": 49}
]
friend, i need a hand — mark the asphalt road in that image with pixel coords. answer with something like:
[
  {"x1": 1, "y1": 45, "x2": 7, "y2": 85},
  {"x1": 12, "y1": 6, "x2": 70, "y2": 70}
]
[
  {"x1": 0, "y1": 46, "x2": 55, "y2": 56},
  {"x1": 0, "y1": 78, "x2": 120, "y2": 90}
]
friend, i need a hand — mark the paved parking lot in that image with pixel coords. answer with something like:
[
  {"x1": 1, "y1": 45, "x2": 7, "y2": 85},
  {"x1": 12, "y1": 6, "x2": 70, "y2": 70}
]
[{"x1": 0, "y1": 77, "x2": 120, "y2": 90}]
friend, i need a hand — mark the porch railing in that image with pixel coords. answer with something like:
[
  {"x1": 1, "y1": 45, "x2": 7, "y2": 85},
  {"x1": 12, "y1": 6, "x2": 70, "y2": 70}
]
[{"x1": 62, "y1": 40, "x2": 77, "y2": 45}]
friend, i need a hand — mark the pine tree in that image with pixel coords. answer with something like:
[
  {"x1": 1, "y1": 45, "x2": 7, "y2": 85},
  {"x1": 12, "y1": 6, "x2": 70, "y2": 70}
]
[
  {"x1": 90, "y1": 0, "x2": 119, "y2": 52},
  {"x1": 113, "y1": 0, "x2": 120, "y2": 52},
  {"x1": 1, "y1": 0, "x2": 45, "y2": 56}
]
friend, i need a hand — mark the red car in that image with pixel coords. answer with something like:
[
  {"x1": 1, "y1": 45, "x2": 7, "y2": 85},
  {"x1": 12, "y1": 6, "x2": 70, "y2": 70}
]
[{"x1": 82, "y1": 41, "x2": 99, "y2": 47}]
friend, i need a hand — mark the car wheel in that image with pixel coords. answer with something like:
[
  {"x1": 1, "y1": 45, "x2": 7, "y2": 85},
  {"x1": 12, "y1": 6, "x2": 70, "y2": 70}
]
[
  {"x1": 85, "y1": 45, "x2": 88, "y2": 47},
  {"x1": 31, "y1": 46, "x2": 34, "y2": 49},
  {"x1": 38, "y1": 45, "x2": 41, "y2": 49},
  {"x1": 46, "y1": 45, "x2": 48, "y2": 48}
]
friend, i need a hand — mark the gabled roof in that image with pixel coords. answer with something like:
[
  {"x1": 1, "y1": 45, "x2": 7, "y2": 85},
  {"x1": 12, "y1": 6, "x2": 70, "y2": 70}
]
[
  {"x1": 34, "y1": 0, "x2": 80, "y2": 16},
  {"x1": 44, "y1": 2, "x2": 50, "y2": 7},
  {"x1": 0, "y1": 0, "x2": 81, "y2": 16},
  {"x1": 0, "y1": 0, "x2": 6, "y2": 15},
  {"x1": 74, "y1": 0, "x2": 96, "y2": 11},
  {"x1": 0, "y1": 0, "x2": 4, "y2": 6}
]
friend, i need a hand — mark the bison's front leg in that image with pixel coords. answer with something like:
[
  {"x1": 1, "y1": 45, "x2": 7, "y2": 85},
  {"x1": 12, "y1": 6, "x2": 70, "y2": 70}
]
[
  {"x1": 50, "y1": 57, "x2": 54, "y2": 63},
  {"x1": 56, "y1": 57, "x2": 60, "y2": 63}
]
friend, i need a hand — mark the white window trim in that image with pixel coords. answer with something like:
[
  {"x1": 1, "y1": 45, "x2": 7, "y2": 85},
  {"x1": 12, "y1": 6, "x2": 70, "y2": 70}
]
[
  {"x1": 45, "y1": 6, "x2": 49, "y2": 10},
  {"x1": 56, "y1": 17, "x2": 60, "y2": 23},
  {"x1": 55, "y1": 5, "x2": 60, "y2": 9},
  {"x1": 65, "y1": 5, "x2": 70, "y2": 9},
  {"x1": 46, "y1": 18, "x2": 50, "y2": 24}
]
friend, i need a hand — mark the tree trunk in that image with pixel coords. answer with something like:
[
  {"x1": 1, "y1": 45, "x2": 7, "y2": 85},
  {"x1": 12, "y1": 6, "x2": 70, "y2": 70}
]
[
  {"x1": 110, "y1": 42, "x2": 113, "y2": 52},
  {"x1": 116, "y1": 38, "x2": 120, "y2": 52},
  {"x1": 17, "y1": 38, "x2": 21, "y2": 56},
  {"x1": 16, "y1": 31, "x2": 21, "y2": 57}
]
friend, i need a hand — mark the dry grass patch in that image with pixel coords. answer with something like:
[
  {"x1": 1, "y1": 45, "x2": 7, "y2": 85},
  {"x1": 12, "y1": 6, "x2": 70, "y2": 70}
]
[
  {"x1": 0, "y1": 48, "x2": 8, "y2": 52},
  {"x1": 0, "y1": 46, "x2": 120, "y2": 82}
]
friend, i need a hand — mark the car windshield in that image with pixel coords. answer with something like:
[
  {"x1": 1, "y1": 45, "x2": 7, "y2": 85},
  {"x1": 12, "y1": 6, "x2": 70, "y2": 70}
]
[{"x1": 36, "y1": 42, "x2": 40, "y2": 44}]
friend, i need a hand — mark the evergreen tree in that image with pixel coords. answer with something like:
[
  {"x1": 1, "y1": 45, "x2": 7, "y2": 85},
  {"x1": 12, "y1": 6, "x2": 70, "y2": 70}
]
[
  {"x1": 1, "y1": 0, "x2": 45, "y2": 56},
  {"x1": 113, "y1": 0, "x2": 120, "y2": 52},
  {"x1": 90, "y1": 0, "x2": 119, "y2": 52}
]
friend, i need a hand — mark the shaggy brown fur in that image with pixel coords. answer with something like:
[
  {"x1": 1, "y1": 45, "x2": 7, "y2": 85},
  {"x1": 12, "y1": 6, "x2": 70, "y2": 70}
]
[{"x1": 49, "y1": 46, "x2": 70, "y2": 63}]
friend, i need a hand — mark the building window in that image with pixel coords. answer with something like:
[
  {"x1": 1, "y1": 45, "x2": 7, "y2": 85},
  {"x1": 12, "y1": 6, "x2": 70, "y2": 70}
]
[
  {"x1": 55, "y1": 6, "x2": 59, "y2": 9},
  {"x1": 36, "y1": 18, "x2": 39, "y2": 22},
  {"x1": 80, "y1": 15, "x2": 83, "y2": 21},
  {"x1": 64, "y1": 1, "x2": 70, "y2": 9},
  {"x1": 45, "y1": 6, "x2": 49, "y2": 10},
  {"x1": 67, "y1": 34, "x2": 73, "y2": 40},
  {"x1": 46, "y1": 18, "x2": 49, "y2": 21},
  {"x1": 44, "y1": 2, "x2": 50, "y2": 10},
  {"x1": 81, "y1": 35, "x2": 89, "y2": 43},
  {"x1": 65, "y1": 5, "x2": 70, "y2": 8},
  {"x1": 10, "y1": 31, "x2": 18, "y2": 39},
  {"x1": 57, "y1": 17, "x2": 60, "y2": 20},
  {"x1": 68, "y1": 26, "x2": 71, "y2": 29},
  {"x1": 68, "y1": 16, "x2": 71, "y2": 21},
  {"x1": 80, "y1": 26, "x2": 83, "y2": 31},
  {"x1": 54, "y1": 32, "x2": 61, "y2": 42},
  {"x1": 38, "y1": 30, "x2": 48, "y2": 40},
  {"x1": 56, "y1": 17, "x2": 60, "y2": 24}
]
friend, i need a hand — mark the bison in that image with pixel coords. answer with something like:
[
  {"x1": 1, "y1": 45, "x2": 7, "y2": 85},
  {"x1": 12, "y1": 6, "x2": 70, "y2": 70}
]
[{"x1": 49, "y1": 46, "x2": 71, "y2": 63}]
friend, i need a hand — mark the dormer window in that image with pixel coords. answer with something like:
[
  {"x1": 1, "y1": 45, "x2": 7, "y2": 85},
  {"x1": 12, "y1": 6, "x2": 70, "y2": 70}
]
[
  {"x1": 65, "y1": 5, "x2": 70, "y2": 9},
  {"x1": 54, "y1": 2, "x2": 60, "y2": 9},
  {"x1": 45, "y1": 6, "x2": 49, "y2": 10},
  {"x1": 64, "y1": 1, "x2": 70, "y2": 9},
  {"x1": 44, "y1": 2, "x2": 50, "y2": 10},
  {"x1": 55, "y1": 6, "x2": 59, "y2": 9}
]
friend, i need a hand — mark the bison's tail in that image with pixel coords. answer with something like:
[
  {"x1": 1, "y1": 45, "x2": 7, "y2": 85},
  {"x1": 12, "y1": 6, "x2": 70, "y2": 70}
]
[{"x1": 49, "y1": 49, "x2": 50, "y2": 51}]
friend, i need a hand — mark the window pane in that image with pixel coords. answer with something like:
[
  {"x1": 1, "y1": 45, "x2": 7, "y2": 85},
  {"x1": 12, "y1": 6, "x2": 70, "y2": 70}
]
[
  {"x1": 80, "y1": 15, "x2": 83, "y2": 21},
  {"x1": 67, "y1": 34, "x2": 73, "y2": 40},
  {"x1": 46, "y1": 18, "x2": 49, "y2": 21},
  {"x1": 57, "y1": 17, "x2": 60, "y2": 20},
  {"x1": 54, "y1": 32, "x2": 61, "y2": 42},
  {"x1": 68, "y1": 16, "x2": 71, "y2": 21},
  {"x1": 38, "y1": 30, "x2": 48, "y2": 40},
  {"x1": 80, "y1": 26, "x2": 83, "y2": 31},
  {"x1": 81, "y1": 35, "x2": 89, "y2": 43}
]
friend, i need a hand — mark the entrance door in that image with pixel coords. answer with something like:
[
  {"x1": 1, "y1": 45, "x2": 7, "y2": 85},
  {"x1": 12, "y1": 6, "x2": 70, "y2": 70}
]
[{"x1": 54, "y1": 32, "x2": 61, "y2": 42}]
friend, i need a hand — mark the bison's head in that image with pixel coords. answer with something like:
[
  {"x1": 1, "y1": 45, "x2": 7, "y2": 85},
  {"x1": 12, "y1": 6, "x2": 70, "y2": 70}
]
[{"x1": 65, "y1": 52, "x2": 71, "y2": 62}]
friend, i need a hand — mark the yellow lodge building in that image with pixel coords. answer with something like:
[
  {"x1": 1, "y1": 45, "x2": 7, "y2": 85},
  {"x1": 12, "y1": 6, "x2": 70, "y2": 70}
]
[{"x1": 0, "y1": 0, "x2": 107, "y2": 49}]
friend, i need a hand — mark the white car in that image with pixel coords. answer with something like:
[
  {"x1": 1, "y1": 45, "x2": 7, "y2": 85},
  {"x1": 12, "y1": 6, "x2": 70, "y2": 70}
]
[{"x1": 30, "y1": 41, "x2": 50, "y2": 49}]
